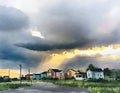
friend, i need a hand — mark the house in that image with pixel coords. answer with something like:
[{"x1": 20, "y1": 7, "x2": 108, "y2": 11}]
[
  {"x1": 32, "y1": 74, "x2": 41, "y2": 80},
  {"x1": 40, "y1": 71, "x2": 47, "y2": 79},
  {"x1": 74, "y1": 71, "x2": 86, "y2": 80},
  {"x1": 25, "y1": 74, "x2": 33, "y2": 80},
  {"x1": 25, "y1": 74, "x2": 31, "y2": 80},
  {"x1": 3, "y1": 76, "x2": 11, "y2": 82},
  {"x1": 31, "y1": 72, "x2": 47, "y2": 80},
  {"x1": 87, "y1": 68, "x2": 104, "y2": 79},
  {"x1": 64, "y1": 69, "x2": 76, "y2": 79},
  {"x1": 47, "y1": 69, "x2": 64, "y2": 79}
]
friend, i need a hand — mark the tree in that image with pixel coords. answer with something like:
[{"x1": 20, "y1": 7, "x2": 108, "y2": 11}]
[
  {"x1": 104, "y1": 68, "x2": 111, "y2": 76},
  {"x1": 86, "y1": 64, "x2": 95, "y2": 71},
  {"x1": 77, "y1": 69, "x2": 81, "y2": 73}
]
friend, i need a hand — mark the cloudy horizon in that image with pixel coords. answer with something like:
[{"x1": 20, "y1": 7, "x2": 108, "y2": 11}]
[{"x1": 0, "y1": 0, "x2": 120, "y2": 75}]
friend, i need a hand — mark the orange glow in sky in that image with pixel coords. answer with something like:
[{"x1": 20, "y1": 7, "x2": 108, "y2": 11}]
[
  {"x1": 0, "y1": 69, "x2": 19, "y2": 78},
  {"x1": 40, "y1": 44, "x2": 120, "y2": 71},
  {"x1": 2, "y1": 44, "x2": 120, "y2": 75}
]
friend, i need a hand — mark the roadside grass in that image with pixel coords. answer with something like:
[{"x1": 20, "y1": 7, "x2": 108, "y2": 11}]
[
  {"x1": 41, "y1": 79, "x2": 120, "y2": 93},
  {"x1": 0, "y1": 82, "x2": 30, "y2": 91}
]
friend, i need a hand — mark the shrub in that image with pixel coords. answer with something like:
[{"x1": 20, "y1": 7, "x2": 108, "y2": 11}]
[{"x1": 87, "y1": 78, "x2": 108, "y2": 82}]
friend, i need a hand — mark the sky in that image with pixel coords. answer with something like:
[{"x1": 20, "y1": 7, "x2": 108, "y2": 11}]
[{"x1": 0, "y1": 0, "x2": 120, "y2": 77}]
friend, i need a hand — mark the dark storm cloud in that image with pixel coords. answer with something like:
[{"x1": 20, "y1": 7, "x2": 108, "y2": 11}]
[
  {"x1": 17, "y1": 0, "x2": 120, "y2": 51},
  {"x1": 16, "y1": 39, "x2": 92, "y2": 51},
  {"x1": 0, "y1": 46, "x2": 26, "y2": 61},
  {"x1": 0, "y1": 42, "x2": 41, "y2": 68},
  {"x1": 0, "y1": 6, "x2": 29, "y2": 31},
  {"x1": 0, "y1": 0, "x2": 120, "y2": 70}
]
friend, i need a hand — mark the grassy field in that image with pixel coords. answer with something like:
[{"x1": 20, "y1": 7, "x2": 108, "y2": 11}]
[
  {"x1": 41, "y1": 79, "x2": 120, "y2": 93},
  {"x1": 0, "y1": 82, "x2": 30, "y2": 91}
]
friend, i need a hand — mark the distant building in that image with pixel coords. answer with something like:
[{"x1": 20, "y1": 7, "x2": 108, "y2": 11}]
[
  {"x1": 32, "y1": 74, "x2": 41, "y2": 80},
  {"x1": 47, "y1": 69, "x2": 64, "y2": 79},
  {"x1": 64, "y1": 69, "x2": 76, "y2": 79},
  {"x1": 32, "y1": 72, "x2": 48, "y2": 80},
  {"x1": 3, "y1": 76, "x2": 11, "y2": 82},
  {"x1": 74, "y1": 71, "x2": 86, "y2": 80},
  {"x1": 40, "y1": 71, "x2": 47, "y2": 79},
  {"x1": 87, "y1": 68, "x2": 104, "y2": 79},
  {"x1": 25, "y1": 74, "x2": 30, "y2": 80},
  {"x1": 25, "y1": 74, "x2": 33, "y2": 80}
]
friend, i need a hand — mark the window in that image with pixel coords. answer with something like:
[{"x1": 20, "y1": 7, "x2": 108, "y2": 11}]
[
  {"x1": 76, "y1": 75, "x2": 79, "y2": 78},
  {"x1": 60, "y1": 73, "x2": 62, "y2": 76},
  {"x1": 56, "y1": 73, "x2": 59, "y2": 76},
  {"x1": 67, "y1": 72, "x2": 70, "y2": 75},
  {"x1": 79, "y1": 75, "x2": 82, "y2": 77}
]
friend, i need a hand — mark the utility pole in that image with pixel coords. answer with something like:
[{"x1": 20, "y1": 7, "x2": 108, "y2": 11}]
[
  {"x1": 28, "y1": 67, "x2": 30, "y2": 76},
  {"x1": 28, "y1": 67, "x2": 32, "y2": 85},
  {"x1": 20, "y1": 64, "x2": 22, "y2": 86}
]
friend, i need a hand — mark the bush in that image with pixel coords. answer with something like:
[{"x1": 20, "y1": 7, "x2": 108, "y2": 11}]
[
  {"x1": 87, "y1": 78, "x2": 108, "y2": 82},
  {"x1": 0, "y1": 83, "x2": 30, "y2": 91},
  {"x1": 11, "y1": 78, "x2": 18, "y2": 81}
]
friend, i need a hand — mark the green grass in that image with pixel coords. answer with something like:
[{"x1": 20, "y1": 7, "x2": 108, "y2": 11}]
[
  {"x1": 0, "y1": 82, "x2": 30, "y2": 91},
  {"x1": 41, "y1": 79, "x2": 120, "y2": 93}
]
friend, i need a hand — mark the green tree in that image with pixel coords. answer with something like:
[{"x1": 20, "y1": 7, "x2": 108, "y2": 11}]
[
  {"x1": 104, "y1": 68, "x2": 111, "y2": 76},
  {"x1": 86, "y1": 64, "x2": 95, "y2": 71}
]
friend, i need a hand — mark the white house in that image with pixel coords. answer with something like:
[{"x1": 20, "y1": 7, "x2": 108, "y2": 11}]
[
  {"x1": 74, "y1": 72, "x2": 86, "y2": 80},
  {"x1": 87, "y1": 68, "x2": 104, "y2": 79}
]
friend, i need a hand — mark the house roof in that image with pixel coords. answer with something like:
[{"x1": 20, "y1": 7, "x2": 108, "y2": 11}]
[
  {"x1": 33, "y1": 74, "x2": 41, "y2": 75},
  {"x1": 25, "y1": 74, "x2": 33, "y2": 76},
  {"x1": 76, "y1": 72, "x2": 86, "y2": 75},
  {"x1": 41, "y1": 71, "x2": 47, "y2": 74},
  {"x1": 50, "y1": 69, "x2": 62, "y2": 72},
  {"x1": 65, "y1": 69, "x2": 76, "y2": 72},
  {"x1": 88, "y1": 68, "x2": 103, "y2": 72}
]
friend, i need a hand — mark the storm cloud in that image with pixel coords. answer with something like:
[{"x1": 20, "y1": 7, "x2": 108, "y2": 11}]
[
  {"x1": 16, "y1": 40, "x2": 91, "y2": 51},
  {"x1": 16, "y1": 0, "x2": 120, "y2": 51},
  {"x1": 0, "y1": 6, "x2": 29, "y2": 31},
  {"x1": 0, "y1": 42, "x2": 42, "y2": 68},
  {"x1": 0, "y1": 0, "x2": 120, "y2": 71}
]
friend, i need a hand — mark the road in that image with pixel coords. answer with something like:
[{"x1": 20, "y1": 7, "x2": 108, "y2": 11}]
[{"x1": 0, "y1": 82, "x2": 90, "y2": 93}]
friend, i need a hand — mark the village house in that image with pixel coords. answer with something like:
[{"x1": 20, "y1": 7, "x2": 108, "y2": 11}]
[
  {"x1": 87, "y1": 68, "x2": 104, "y2": 79},
  {"x1": 47, "y1": 69, "x2": 64, "y2": 79},
  {"x1": 64, "y1": 69, "x2": 76, "y2": 79},
  {"x1": 25, "y1": 74, "x2": 33, "y2": 80},
  {"x1": 40, "y1": 71, "x2": 47, "y2": 79},
  {"x1": 74, "y1": 71, "x2": 86, "y2": 80},
  {"x1": 32, "y1": 74, "x2": 41, "y2": 80}
]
